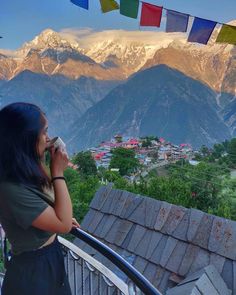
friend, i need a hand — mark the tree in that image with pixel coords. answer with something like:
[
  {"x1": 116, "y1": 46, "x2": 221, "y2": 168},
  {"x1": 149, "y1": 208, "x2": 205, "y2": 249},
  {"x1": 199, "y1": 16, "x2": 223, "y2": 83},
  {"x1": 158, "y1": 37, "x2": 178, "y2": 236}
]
[
  {"x1": 72, "y1": 151, "x2": 97, "y2": 177},
  {"x1": 140, "y1": 136, "x2": 158, "y2": 148},
  {"x1": 109, "y1": 147, "x2": 139, "y2": 176},
  {"x1": 228, "y1": 138, "x2": 236, "y2": 165},
  {"x1": 212, "y1": 143, "x2": 225, "y2": 159},
  {"x1": 64, "y1": 168, "x2": 100, "y2": 222},
  {"x1": 200, "y1": 145, "x2": 210, "y2": 157},
  {"x1": 169, "y1": 162, "x2": 223, "y2": 212}
]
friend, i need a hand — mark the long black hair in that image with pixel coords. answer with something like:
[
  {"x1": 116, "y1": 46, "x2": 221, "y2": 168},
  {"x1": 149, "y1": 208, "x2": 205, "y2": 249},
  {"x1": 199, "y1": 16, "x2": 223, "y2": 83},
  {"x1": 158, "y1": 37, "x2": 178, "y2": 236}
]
[{"x1": 0, "y1": 102, "x2": 51, "y2": 190}]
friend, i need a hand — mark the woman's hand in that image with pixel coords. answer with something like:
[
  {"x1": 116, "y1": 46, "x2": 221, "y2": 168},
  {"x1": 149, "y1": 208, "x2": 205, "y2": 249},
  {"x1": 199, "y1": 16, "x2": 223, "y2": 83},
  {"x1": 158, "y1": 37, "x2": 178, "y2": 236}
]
[
  {"x1": 49, "y1": 146, "x2": 69, "y2": 177},
  {"x1": 72, "y1": 218, "x2": 80, "y2": 228}
]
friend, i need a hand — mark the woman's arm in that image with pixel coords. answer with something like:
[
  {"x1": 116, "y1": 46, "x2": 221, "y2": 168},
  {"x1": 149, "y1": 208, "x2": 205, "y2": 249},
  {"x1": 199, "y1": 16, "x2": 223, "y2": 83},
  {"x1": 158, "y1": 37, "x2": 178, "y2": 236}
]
[{"x1": 32, "y1": 147, "x2": 73, "y2": 233}]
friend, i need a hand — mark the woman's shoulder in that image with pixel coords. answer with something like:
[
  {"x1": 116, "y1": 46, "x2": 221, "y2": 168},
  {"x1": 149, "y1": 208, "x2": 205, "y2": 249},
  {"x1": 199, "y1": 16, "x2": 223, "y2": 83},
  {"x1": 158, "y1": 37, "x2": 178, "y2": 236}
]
[
  {"x1": 0, "y1": 181, "x2": 22, "y2": 192},
  {"x1": 0, "y1": 182, "x2": 54, "y2": 206}
]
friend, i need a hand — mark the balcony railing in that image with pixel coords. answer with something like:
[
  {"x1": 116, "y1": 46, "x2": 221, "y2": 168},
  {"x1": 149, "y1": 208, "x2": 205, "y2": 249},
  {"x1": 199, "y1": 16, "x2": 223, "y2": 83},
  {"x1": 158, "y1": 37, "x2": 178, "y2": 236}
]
[
  {"x1": 66, "y1": 228, "x2": 162, "y2": 295},
  {"x1": 0, "y1": 228, "x2": 162, "y2": 295}
]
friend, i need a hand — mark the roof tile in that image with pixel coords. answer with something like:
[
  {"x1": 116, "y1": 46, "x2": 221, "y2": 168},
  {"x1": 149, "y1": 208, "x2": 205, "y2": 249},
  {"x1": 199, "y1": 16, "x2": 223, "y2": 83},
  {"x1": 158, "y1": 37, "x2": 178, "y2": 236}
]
[
  {"x1": 158, "y1": 270, "x2": 171, "y2": 294},
  {"x1": 105, "y1": 218, "x2": 133, "y2": 246},
  {"x1": 155, "y1": 266, "x2": 166, "y2": 287},
  {"x1": 192, "y1": 213, "x2": 214, "y2": 249},
  {"x1": 189, "y1": 248, "x2": 210, "y2": 274},
  {"x1": 149, "y1": 235, "x2": 168, "y2": 265},
  {"x1": 233, "y1": 261, "x2": 236, "y2": 295},
  {"x1": 221, "y1": 259, "x2": 233, "y2": 293},
  {"x1": 178, "y1": 244, "x2": 200, "y2": 276},
  {"x1": 128, "y1": 198, "x2": 146, "y2": 226},
  {"x1": 133, "y1": 256, "x2": 148, "y2": 273},
  {"x1": 217, "y1": 219, "x2": 236, "y2": 260},
  {"x1": 209, "y1": 253, "x2": 225, "y2": 274},
  {"x1": 146, "y1": 231, "x2": 163, "y2": 259},
  {"x1": 121, "y1": 224, "x2": 136, "y2": 249},
  {"x1": 187, "y1": 208, "x2": 204, "y2": 242},
  {"x1": 204, "y1": 265, "x2": 231, "y2": 295},
  {"x1": 89, "y1": 184, "x2": 112, "y2": 210},
  {"x1": 154, "y1": 201, "x2": 172, "y2": 231},
  {"x1": 81, "y1": 208, "x2": 96, "y2": 230},
  {"x1": 144, "y1": 197, "x2": 161, "y2": 229},
  {"x1": 172, "y1": 210, "x2": 189, "y2": 241},
  {"x1": 162, "y1": 205, "x2": 186, "y2": 235},
  {"x1": 127, "y1": 224, "x2": 147, "y2": 253},
  {"x1": 160, "y1": 237, "x2": 178, "y2": 267},
  {"x1": 143, "y1": 262, "x2": 158, "y2": 283},
  {"x1": 196, "y1": 273, "x2": 219, "y2": 295},
  {"x1": 93, "y1": 214, "x2": 117, "y2": 239},
  {"x1": 135, "y1": 229, "x2": 153, "y2": 258},
  {"x1": 87, "y1": 210, "x2": 104, "y2": 233},
  {"x1": 100, "y1": 189, "x2": 118, "y2": 214},
  {"x1": 166, "y1": 281, "x2": 197, "y2": 295},
  {"x1": 209, "y1": 216, "x2": 228, "y2": 253},
  {"x1": 120, "y1": 193, "x2": 143, "y2": 219},
  {"x1": 166, "y1": 241, "x2": 188, "y2": 273}
]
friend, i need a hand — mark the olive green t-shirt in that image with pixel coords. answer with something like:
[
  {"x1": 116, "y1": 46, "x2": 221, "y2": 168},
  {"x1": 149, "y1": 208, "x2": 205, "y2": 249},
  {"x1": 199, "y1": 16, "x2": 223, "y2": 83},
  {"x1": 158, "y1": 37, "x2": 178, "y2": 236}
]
[{"x1": 0, "y1": 182, "x2": 55, "y2": 255}]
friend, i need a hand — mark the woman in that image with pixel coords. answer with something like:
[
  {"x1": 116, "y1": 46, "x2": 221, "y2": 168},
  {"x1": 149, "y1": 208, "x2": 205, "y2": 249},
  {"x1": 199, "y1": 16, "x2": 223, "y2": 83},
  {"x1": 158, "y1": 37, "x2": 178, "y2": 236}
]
[{"x1": 0, "y1": 102, "x2": 79, "y2": 295}]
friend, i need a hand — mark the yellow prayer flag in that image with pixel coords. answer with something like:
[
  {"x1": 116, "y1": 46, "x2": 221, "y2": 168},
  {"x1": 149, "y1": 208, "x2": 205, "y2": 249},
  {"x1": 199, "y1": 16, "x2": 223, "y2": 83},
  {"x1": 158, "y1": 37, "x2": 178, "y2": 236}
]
[
  {"x1": 99, "y1": 0, "x2": 119, "y2": 13},
  {"x1": 216, "y1": 24, "x2": 236, "y2": 45}
]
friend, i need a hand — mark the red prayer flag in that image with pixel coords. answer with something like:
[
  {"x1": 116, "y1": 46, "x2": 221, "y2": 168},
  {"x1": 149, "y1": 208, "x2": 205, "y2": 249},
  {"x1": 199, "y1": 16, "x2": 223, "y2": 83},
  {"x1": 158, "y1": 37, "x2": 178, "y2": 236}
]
[{"x1": 140, "y1": 2, "x2": 163, "y2": 27}]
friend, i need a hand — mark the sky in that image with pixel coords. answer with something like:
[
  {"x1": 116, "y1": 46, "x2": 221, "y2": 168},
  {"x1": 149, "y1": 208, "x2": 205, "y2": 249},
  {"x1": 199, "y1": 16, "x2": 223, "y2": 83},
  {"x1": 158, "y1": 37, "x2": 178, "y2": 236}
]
[{"x1": 1, "y1": 0, "x2": 236, "y2": 50}]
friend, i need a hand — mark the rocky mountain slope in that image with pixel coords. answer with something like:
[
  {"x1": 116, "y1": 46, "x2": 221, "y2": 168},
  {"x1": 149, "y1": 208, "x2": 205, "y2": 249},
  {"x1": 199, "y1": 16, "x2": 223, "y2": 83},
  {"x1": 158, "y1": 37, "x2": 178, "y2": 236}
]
[
  {"x1": 67, "y1": 65, "x2": 230, "y2": 152},
  {"x1": 0, "y1": 70, "x2": 120, "y2": 136}
]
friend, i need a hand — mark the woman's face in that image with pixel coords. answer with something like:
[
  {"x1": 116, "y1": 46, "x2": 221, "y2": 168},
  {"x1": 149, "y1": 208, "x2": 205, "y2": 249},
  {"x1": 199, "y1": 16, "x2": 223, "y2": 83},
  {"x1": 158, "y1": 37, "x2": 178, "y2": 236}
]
[{"x1": 37, "y1": 116, "x2": 50, "y2": 159}]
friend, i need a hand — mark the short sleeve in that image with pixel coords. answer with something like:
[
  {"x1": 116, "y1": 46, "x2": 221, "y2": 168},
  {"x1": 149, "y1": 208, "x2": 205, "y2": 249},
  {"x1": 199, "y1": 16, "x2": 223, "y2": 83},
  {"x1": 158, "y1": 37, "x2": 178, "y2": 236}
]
[{"x1": 3, "y1": 184, "x2": 49, "y2": 230}]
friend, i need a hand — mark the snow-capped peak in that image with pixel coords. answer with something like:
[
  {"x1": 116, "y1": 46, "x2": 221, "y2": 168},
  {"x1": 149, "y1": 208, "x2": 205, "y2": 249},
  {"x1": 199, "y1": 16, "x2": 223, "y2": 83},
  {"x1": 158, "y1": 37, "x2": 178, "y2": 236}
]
[
  {"x1": 16, "y1": 29, "x2": 82, "y2": 59},
  {"x1": 84, "y1": 35, "x2": 181, "y2": 72}
]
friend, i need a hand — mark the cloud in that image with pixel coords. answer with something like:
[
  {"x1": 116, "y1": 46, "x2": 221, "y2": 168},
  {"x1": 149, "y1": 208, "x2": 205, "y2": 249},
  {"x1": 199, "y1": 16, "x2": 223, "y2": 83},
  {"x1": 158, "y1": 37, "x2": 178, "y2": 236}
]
[{"x1": 59, "y1": 27, "x2": 186, "y2": 49}]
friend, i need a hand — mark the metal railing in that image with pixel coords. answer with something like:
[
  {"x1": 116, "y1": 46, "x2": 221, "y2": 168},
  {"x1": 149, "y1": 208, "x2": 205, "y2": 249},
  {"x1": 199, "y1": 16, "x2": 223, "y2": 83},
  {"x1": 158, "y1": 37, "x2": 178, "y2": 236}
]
[
  {"x1": 68, "y1": 228, "x2": 162, "y2": 295},
  {"x1": 0, "y1": 228, "x2": 162, "y2": 295}
]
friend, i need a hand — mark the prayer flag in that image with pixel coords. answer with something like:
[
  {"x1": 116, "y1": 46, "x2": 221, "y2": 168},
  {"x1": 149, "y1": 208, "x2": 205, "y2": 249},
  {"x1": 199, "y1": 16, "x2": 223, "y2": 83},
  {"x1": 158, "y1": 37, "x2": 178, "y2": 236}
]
[
  {"x1": 188, "y1": 17, "x2": 217, "y2": 45},
  {"x1": 71, "y1": 0, "x2": 88, "y2": 10},
  {"x1": 140, "y1": 3, "x2": 163, "y2": 27},
  {"x1": 120, "y1": 0, "x2": 139, "y2": 19},
  {"x1": 216, "y1": 24, "x2": 236, "y2": 45},
  {"x1": 166, "y1": 10, "x2": 189, "y2": 33},
  {"x1": 100, "y1": 0, "x2": 119, "y2": 13}
]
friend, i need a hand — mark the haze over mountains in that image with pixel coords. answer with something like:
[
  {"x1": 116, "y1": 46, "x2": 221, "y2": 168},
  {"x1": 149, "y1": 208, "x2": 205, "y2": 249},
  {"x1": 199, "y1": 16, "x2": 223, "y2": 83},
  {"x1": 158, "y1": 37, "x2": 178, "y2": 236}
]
[{"x1": 0, "y1": 28, "x2": 235, "y2": 151}]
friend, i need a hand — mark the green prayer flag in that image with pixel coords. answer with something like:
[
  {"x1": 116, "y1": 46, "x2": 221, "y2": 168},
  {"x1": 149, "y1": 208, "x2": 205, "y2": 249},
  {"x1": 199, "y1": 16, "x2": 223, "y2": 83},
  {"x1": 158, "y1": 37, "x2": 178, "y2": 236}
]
[
  {"x1": 216, "y1": 24, "x2": 236, "y2": 45},
  {"x1": 99, "y1": 0, "x2": 119, "y2": 13},
  {"x1": 120, "y1": 0, "x2": 139, "y2": 19}
]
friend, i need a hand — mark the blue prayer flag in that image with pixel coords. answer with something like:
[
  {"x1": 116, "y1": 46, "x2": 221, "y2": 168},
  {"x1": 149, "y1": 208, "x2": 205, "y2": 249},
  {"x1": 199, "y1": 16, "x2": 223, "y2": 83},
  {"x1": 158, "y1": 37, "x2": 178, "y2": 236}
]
[
  {"x1": 166, "y1": 10, "x2": 189, "y2": 33},
  {"x1": 188, "y1": 17, "x2": 217, "y2": 45},
  {"x1": 71, "y1": 0, "x2": 88, "y2": 10}
]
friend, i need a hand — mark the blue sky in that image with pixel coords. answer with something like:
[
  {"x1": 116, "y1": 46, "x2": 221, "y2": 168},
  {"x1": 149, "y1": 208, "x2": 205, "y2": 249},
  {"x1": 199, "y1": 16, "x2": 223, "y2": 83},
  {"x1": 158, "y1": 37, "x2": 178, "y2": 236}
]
[{"x1": 1, "y1": 0, "x2": 236, "y2": 49}]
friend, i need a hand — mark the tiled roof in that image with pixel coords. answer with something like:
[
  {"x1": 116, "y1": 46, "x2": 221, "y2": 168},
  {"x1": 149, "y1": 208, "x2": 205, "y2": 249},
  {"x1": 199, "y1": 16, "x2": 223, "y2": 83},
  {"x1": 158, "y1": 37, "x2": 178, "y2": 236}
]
[
  {"x1": 166, "y1": 265, "x2": 231, "y2": 295},
  {"x1": 74, "y1": 184, "x2": 236, "y2": 294}
]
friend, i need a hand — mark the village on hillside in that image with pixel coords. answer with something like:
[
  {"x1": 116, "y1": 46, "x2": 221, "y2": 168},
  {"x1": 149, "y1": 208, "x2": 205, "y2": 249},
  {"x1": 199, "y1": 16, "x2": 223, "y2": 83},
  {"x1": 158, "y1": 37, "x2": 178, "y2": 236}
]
[{"x1": 88, "y1": 135, "x2": 195, "y2": 174}]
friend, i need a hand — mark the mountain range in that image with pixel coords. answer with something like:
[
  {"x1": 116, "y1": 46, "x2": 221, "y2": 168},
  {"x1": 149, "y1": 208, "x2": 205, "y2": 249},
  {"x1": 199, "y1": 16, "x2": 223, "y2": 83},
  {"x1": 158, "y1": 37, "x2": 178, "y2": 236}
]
[
  {"x1": 0, "y1": 28, "x2": 235, "y2": 151},
  {"x1": 67, "y1": 65, "x2": 230, "y2": 152}
]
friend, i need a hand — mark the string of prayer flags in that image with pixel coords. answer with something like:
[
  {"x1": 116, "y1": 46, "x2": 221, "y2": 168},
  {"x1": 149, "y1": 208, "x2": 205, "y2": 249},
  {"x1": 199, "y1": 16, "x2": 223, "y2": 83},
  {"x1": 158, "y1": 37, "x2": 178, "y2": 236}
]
[
  {"x1": 100, "y1": 0, "x2": 119, "y2": 13},
  {"x1": 70, "y1": 0, "x2": 88, "y2": 10},
  {"x1": 166, "y1": 10, "x2": 189, "y2": 33},
  {"x1": 216, "y1": 24, "x2": 236, "y2": 45},
  {"x1": 140, "y1": 3, "x2": 163, "y2": 27},
  {"x1": 120, "y1": 0, "x2": 139, "y2": 19},
  {"x1": 188, "y1": 17, "x2": 217, "y2": 45},
  {"x1": 69, "y1": 0, "x2": 236, "y2": 47}
]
